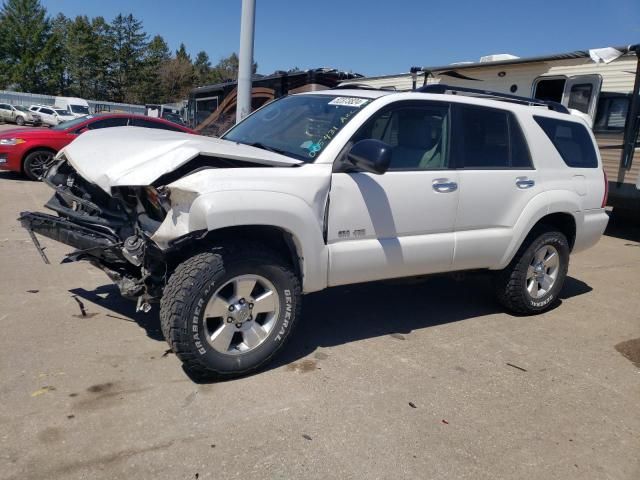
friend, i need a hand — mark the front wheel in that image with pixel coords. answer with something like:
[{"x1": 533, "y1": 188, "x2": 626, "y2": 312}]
[
  {"x1": 15, "y1": 116, "x2": 25, "y2": 126},
  {"x1": 160, "y1": 245, "x2": 302, "y2": 380},
  {"x1": 494, "y1": 229, "x2": 570, "y2": 314},
  {"x1": 23, "y1": 149, "x2": 55, "y2": 181}
]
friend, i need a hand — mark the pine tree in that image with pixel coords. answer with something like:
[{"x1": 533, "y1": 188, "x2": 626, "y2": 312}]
[
  {"x1": 194, "y1": 51, "x2": 212, "y2": 86},
  {"x1": 108, "y1": 13, "x2": 148, "y2": 102},
  {"x1": 0, "y1": 0, "x2": 52, "y2": 91},
  {"x1": 139, "y1": 34, "x2": 171, "y2": 103}
]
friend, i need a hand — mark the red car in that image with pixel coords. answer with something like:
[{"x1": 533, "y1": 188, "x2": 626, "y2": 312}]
[{"x1": 0, "y1": 113, "x2": 195, "y2": 180}]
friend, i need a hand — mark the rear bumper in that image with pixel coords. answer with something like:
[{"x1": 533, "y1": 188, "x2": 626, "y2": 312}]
[{"x1": 573, "y1": 209, "x2": 609, "y2": 253}]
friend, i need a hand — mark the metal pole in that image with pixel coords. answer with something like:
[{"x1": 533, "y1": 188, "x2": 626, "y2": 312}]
[{"x1": 236, "y1": 0, "x2": 256, "y2": 124}]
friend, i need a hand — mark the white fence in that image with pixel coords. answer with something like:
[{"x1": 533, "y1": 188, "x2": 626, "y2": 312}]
[{"x1": 0, "y1": 90, "x2": 146, "y2": 115}]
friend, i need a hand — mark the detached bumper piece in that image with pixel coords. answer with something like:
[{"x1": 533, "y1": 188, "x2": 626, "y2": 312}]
[{"x1": 19, "y1": 211, "x2": 123, "y2": 264}]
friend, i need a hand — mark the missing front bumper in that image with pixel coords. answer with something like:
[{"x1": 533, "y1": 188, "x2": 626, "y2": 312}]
[{"x1": 18, "y1": 211, "x2": 123, "y2": 264}]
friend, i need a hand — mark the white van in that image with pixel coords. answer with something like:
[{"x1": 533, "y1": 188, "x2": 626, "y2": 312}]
[{"x1": 54, "y1": 97, "x2": 90, "y2": 118}]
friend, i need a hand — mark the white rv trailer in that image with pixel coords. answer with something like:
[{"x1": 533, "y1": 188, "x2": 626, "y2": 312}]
[{"x1": 341, "y1": 45, "x2": 640, "y2": 214}]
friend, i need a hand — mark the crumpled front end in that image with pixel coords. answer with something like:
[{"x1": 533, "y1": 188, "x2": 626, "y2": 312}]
[{"x1": 19, "y1": 157, "x2": 175, "y2": 309}]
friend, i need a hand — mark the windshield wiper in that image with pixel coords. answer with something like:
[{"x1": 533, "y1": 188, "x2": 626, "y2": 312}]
[{"x1": 246, "y1": 142, "x2": 287, "y2": 155}]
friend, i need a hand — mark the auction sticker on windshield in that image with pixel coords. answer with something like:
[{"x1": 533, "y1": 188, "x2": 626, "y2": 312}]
[{"x1": 327, "y1": 97, "x2": 369, "y2": 107}]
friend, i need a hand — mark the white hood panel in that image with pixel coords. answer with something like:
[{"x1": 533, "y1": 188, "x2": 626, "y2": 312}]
[{"x1": 61, "y1": 127, "x2": 301, "y2": 192}]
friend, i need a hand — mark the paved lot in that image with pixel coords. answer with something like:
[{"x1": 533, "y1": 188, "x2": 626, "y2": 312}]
[{"x1": 0, "y1": 169, "x2": 638, "y2": 480}]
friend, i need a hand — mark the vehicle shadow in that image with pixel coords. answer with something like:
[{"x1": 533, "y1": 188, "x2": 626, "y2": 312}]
[
  {"x1": 71, "y1": 274, "x2": 592, "y2": 382},
  {"x1": 69, "y1": 285, "x2": 164, "y2": 341},
  {"x1": 604, "y1": 212, "x2": 640, "y2": 243},
  {"x1": 0, "y1": 171, "x2": 30, "y2": 182}
]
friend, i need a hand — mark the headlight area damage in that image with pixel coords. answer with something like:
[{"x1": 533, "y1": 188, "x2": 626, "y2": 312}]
[{"x1": 19, "y1": 159, "x2": 180, "y2": 312}]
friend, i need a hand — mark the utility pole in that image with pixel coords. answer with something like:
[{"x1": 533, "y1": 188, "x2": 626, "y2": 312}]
[{"x1": 236, "y1": 0, "x2": 256, "y2": 124}]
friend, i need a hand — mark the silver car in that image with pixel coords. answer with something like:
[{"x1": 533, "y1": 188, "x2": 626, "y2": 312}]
[{"x1": 0, "y1": 103, "x2": 42, "y2": 126}]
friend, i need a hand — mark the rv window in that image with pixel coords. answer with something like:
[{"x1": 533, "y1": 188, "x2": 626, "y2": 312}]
[
  {"x1": 534, "y1": 78, "x2": 566, "y2": 103},
  {"x1": 594, "y1": 96, "x2": 629, "y2": 132},
  {"x1": 567, "y1": 84, "x2": 593, "y2": 114},
  {"x1": 534, "y1": 116, "x2": 598, "y2": 168},
  {"x1": 456, "y1": 105, "x2": 532, "y2": 169}
]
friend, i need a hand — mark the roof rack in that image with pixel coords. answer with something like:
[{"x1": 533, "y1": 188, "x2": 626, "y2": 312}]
[{"x1": 416, "y1": 84, "x2": 569, "y2": 113}]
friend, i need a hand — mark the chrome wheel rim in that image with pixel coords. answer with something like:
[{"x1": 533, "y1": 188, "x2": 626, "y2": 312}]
[
  {"x1": 203, "y1": 274, "x2": 280, "y2": 355},
  {"x1": 526, "y1": 245, "x2": 560, "y2": 299},
  {"x1": 28, "y1": 152, "x2": 54, "y2": 178}
]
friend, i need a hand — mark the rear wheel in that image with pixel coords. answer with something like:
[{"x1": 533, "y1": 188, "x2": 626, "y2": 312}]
[
  {"x1": 23, "y1": 149, "x2": 55, "y2": 181},
  {"x1": 160, "y1": 245, "x2": 301, "y2": 380},
  {"x1": 494, "y1": 229, "x2": 569, "y2": 314}
]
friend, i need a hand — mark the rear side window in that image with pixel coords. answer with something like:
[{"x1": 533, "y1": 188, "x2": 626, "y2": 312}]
[
  {"x1": 456, "y1": 105, "x2": 532, "y2": 168},
  {"x1": 534, "y1": 116, "x2": 598, "y2": 168}
]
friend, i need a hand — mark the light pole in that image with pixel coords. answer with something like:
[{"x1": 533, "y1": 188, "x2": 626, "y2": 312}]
[{"x1": 236, "y1": 0, "x2": 256, "y2": 124}]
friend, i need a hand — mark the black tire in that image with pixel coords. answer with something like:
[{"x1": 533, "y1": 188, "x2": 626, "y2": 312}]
[
  {"x1": 160, "y1": 244, "x2": 302, "y2": 380},
  {"x1": 15, "y1": 116, "x2": 25, "y2": 126},
  {"x1": 23, "y1": 149, "x2": 55, "y2": 181},
  {"x1": 494, "y1": 228, "x2": 570, "y2": 315}
]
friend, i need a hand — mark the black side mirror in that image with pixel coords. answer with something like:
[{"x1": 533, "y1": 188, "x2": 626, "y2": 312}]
[{"x1": 346, "y1": 139, "x2": 392, "y2": 175}]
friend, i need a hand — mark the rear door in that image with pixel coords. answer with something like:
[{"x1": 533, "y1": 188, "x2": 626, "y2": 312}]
[
  {"x1": 451, "y1": 104, "x2": 540, "y2": 270},
  {"x1": 0, "y1": 104, "x2": 10, "y2": 122}
]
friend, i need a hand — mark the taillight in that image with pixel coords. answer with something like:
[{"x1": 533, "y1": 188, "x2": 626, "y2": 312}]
[{"x1": 601, "y1": 169, "x2": 609, "y2": 208}]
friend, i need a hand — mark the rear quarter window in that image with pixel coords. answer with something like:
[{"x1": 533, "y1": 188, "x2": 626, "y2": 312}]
[{"x1": 533, "y1": 116, "x2": 598, "y2": 168}]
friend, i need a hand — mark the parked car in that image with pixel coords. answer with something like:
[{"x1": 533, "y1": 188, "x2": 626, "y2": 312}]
[
  {"x1": 28, "y1": 105, "x2": 75, "y2": 126},
  {"x1": 19, "y1": 87, "x2": 609, "y2": 380},
  {"x1": 0, "y1": 103, "x2": 42, "y2": 126},
  {"x1": 54, "y1": 96, "x2": 91, "y2": 118},
  {"x1": 0, "y1": 113, "x2": 195, "y2": 180}
]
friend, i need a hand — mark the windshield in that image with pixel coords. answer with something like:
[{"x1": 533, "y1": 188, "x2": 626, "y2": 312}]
[
  {"x1": 223, "y1": 94, "x2": 372, "y2": 161},
  {"x1": 14, "y1": 105, "x2": 28, "y2": 112},
  {"x1": 51, "y1": 115, "x2": 94, "y2": 131},
  {"x1": 70, "y1": 104, "x2": 90, "y2": 115}
]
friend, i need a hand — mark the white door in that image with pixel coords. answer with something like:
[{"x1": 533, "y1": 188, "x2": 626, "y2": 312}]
[
  {"x1": 562, "y1": 75, "x2": 602, "y2": 120},
  {"x1": 327, "y1": 100, "x2": 459, "y2": 286},
  {"x1": 452, "y1": 104, "x2": 541, "y2": 270}
]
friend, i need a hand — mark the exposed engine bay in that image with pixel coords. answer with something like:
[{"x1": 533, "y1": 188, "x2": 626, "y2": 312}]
[{"x1": 20, "y1": 158, "x2": 176, "y2": 310}]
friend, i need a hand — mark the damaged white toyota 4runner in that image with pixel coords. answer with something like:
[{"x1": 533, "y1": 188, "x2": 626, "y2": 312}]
[{"x1": 20, "y1": 86, "x2": 609, "y2": 379}]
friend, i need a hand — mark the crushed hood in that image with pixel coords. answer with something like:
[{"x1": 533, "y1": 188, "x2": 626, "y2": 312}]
[{"x1": 61, "y1": 127, "x2": 302, "y2": 193}]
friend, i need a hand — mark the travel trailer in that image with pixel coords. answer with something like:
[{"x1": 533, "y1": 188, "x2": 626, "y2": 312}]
[
  {"x1": 188, "y1": 68, "x2": 362, "y2": 136},
  {"x1": 341, "y1": 45, "x2": 640, "y2": 214}
]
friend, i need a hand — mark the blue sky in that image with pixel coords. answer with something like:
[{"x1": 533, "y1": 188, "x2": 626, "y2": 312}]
[{"x1": 41, "y1": 0, "x2": 640, "y2": 77}]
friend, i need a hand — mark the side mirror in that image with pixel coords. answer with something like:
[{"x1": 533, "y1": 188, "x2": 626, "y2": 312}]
[{"x1": 346, "y1": 139, "x2": 392, "y2": 175}]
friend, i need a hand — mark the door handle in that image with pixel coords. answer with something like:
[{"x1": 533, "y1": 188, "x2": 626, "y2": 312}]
[
  {"x1": 432, "y1": 179, "x2": 458, "y2": 193},
  {"x1": 516, "y1": 177, "x2": 535, "y2": 189}
]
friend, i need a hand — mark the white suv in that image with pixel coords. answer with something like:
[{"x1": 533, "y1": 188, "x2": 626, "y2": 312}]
[
  {"x1": 21, "y1": 86, "x2": 609, "y2": 379},
  {"x1": 28, "y1": 105, "x2": 75, "y2": 126}
]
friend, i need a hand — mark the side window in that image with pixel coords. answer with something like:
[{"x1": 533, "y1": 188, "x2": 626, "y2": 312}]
[
  {"x1": 354, "y1": 102, "x2": 450, "y2": 170},
  {"x1": 87, "y1": 117, "x2": 129, "y2": 130},
  {"x1": 456, "y1": 105, "x2": 532, "y2": 169},
  {"x1": 594, "y1": 96, "x2": 629, "y2": 132},
  {"x1": 534, "y1": 116, "x2": 598, "y2": 168},
  {"x1": 0, "y1": 104, "x2": 10, "y2": 110},
  {"x1": 41, "y1": 108, "x2": 54, "y2": 115},
  {"x1": 131, "y1": 118, "x2": 183, "y2": 132},
  {"x1": 567, "y1": 83, "x2": 593, "y2": 114}
]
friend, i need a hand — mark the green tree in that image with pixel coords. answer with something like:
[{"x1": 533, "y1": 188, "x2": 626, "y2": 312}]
[
  {"x1": 45, "y1": 13, "x2": 71, "y2": 94},
  {"x1": 138, "y1": 34, "x2": 171, "y2": 103},
  {"x1": 108, "y1": 13, "x2": 148, "y2": 102},
  {"x1": 0, "y1": 0, "x2": 52, "y2": 91},
  {"x1": 194, "y1": 50, "x2": 212, "y2": 86},
  {"x1": 176, "y1": 43, "x2": 191, "y2": 62}
]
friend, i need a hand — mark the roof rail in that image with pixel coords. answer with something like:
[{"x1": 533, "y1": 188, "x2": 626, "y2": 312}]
[
  {"x1": 416, "y1": 84, "x2": 570, "y2": 113},
  {"x1": 333, "y1": 83, "x2": 398, "y2": 91}
]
